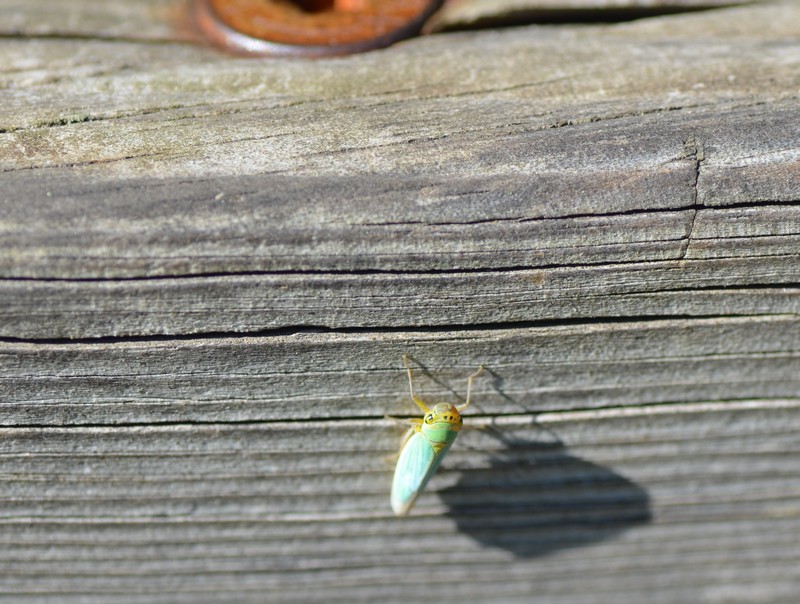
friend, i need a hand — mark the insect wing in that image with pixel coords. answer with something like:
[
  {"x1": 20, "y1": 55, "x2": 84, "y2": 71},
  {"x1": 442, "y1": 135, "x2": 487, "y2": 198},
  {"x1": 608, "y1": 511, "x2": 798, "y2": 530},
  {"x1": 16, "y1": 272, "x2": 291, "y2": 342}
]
[{"x1": 391, "y1": 432, "x2": 447, "y2": 516}]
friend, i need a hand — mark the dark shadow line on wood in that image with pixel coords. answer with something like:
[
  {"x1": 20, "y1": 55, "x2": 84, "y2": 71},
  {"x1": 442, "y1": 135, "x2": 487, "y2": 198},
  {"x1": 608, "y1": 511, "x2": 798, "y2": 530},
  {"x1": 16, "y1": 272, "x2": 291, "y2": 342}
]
[
  {"x1": 0, "y1": 32, "x2": 192, "y2": 46},
  {"x1": 4, "y1": 253, "x2": 800, "y2": 284},
  {"x1": 434, "y1": 3, "x2": 753, "y2": 33},
  {"x1": 2, "y1": 395, "x2": 794, "y2": 430},
  {"x1": 2, "y1": 197, "x2": 799, "y2": 285},
  {"x1": 1, "y1": 311, "x2": 795, "y2": 346}
]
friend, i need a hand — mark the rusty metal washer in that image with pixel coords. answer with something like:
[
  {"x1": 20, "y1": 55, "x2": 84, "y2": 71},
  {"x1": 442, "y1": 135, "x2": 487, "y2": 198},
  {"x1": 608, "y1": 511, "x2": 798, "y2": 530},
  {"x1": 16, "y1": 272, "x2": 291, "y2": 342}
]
[{"x1": 194, "y1": 0, "x2": 443, "y2": 58}]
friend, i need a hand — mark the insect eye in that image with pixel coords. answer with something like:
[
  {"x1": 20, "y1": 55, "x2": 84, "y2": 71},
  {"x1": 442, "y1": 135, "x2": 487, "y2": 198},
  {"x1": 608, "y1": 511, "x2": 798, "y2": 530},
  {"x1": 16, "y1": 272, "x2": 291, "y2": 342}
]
[{"x1": 425, "y1": 414, "x2": 434, "y2": 423}]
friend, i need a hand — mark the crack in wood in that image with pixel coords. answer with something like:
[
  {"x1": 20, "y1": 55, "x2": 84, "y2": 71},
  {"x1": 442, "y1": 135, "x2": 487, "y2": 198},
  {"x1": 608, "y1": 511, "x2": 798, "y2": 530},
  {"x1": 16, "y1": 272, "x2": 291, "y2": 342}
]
[
  {"x1": 2, "y1": 311, "x2": 797, "y2": 346},
  {"x1": 678, "y1": 134, "x2": 705, "y2": 261}
]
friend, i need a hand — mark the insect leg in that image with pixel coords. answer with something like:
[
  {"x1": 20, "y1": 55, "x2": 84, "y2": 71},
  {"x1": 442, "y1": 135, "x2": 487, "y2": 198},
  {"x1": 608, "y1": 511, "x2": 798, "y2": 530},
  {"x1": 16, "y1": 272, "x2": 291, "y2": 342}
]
[
  {"x1": 403, "y1": 354, "x2": 430, "y2": 413},
  {"x1": 457, "y1": 364, "x2": 485, "y2": 412}
]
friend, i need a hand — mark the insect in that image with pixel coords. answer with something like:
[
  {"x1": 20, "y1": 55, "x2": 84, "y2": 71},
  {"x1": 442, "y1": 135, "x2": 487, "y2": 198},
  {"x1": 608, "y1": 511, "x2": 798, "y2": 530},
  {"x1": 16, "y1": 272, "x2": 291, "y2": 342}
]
[{"x1": 390, "y1": 355, "x2": 484, "y2": 516}]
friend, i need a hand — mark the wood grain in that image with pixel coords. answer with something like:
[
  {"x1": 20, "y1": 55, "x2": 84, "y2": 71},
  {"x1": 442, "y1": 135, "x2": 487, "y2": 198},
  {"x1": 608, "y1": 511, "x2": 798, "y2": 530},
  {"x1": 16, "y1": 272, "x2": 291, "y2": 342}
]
[
  {"x1": 1, "y1": 0, "x2": 799, "y2": 602},
  {"x1": 3, "y1": 317, "x2": 800, "y2": 425},
  {"x1": 1, "y1": 402, "x2": 799, "y2": 602}
]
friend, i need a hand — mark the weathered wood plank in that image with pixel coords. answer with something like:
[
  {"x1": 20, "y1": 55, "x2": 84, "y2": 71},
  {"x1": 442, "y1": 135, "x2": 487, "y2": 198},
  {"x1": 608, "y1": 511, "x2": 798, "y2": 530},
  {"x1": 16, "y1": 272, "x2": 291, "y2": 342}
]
[
  {"x1": 0, "y1": 98, "x2": 800, "y2": 338},
  {"x1": 3, "y1": 2, "x2": 800, "y2": 177},
  {"x1": 2, "y1": 0, "x2": 180, "y2": 40},
  {"x1": 2, "y1": 198, "x2": 800, "y2": 338},
  {"x1": 0, "y1": 99, "x2": 798, "y2": 283},
  {"x1": 3, "y1": 256, "x2": 800, "y2": 339},
  {"x1": 0, "y1": 401, "x2": 798, "y2": 602},
  {"x1": 2, "y1": 1, "x2": 799, "y2": 602},
  {"x1": 2, "y1": 3, "x2": 798, "y2": 346},
  {"x1": 3, "y1": 317, "x2": 800, "y2": 425}
]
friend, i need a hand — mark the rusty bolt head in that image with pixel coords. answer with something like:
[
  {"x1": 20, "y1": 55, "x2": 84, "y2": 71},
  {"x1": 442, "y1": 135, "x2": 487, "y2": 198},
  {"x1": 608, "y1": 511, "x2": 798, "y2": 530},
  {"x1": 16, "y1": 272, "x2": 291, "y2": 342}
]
[{"x1": 194, "y1": 0, "x2": 443, "y2": 58}]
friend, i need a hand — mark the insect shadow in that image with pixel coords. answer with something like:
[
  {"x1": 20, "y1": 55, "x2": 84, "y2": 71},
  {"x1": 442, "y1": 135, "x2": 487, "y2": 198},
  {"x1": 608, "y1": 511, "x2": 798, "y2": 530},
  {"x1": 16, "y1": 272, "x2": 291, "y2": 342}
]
[{"x1": 440, "y1": 423, "x2": 652, "y2": 559}]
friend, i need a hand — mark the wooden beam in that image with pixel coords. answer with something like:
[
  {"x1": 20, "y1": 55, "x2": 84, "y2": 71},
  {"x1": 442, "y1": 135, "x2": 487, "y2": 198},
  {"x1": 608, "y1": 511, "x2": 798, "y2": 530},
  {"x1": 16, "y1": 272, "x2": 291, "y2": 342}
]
[{"x1": 1, "y1": 0, "x2": 798, "y2": 602}]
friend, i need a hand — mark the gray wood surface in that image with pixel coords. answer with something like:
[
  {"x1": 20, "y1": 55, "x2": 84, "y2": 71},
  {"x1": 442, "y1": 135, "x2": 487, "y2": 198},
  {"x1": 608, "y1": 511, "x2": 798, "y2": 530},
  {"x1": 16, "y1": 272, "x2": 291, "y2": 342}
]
[{"x1": 1, "y1": 0, "x2": 799, "y2": 602}]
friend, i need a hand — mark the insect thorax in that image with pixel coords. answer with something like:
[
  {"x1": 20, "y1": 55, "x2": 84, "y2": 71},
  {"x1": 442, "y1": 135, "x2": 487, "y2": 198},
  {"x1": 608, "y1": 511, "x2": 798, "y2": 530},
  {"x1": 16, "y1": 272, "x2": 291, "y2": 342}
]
[{"x1": 420, "y1": 403, "x2": 463, "y2": 448}]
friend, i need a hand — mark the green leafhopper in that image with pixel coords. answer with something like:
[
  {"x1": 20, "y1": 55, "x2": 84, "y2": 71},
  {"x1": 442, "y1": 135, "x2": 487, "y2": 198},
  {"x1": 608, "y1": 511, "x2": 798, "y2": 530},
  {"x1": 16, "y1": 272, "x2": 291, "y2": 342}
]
[{"x1": 390, "y1": 355, "x2": 484, "y2": 516}]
